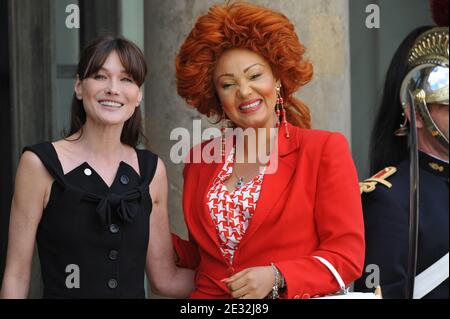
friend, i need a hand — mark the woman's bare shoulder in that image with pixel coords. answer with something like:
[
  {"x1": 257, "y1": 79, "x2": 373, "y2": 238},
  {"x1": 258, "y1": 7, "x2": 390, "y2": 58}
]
[{"x1": 16, "y1": 150, "x2": 53, "y2": 198}]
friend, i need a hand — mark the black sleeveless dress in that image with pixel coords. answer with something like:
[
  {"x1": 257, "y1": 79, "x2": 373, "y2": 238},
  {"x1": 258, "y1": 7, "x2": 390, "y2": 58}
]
[{"x1": 24, "y1": 142, "x2": 158, "y2": 298}]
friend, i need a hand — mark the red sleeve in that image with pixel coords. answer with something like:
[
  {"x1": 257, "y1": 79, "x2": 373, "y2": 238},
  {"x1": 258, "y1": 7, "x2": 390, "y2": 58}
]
[
  {"x1": 171, "y1": 233, "x2": 200, "y2": 269},
  {"x1": 171, "y1": 151, "x2": 203, "y2": 270},
  {"x1": 275, "y1": 133, "x2": 365, "y2": 299}
]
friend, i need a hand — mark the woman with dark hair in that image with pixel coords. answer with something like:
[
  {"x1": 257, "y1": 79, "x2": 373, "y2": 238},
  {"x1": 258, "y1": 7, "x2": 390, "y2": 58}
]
[
  {"x1": 172, "y1": 2, "x2": 365, "y2": 299},
  {"x1": 0, "y1": 36, "x2": 194, "y2": 298}
]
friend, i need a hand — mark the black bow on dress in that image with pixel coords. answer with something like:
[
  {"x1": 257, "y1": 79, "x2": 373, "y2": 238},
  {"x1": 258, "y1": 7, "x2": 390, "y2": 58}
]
[{"x1": 82, "y1": 187, "x2": 145, "y2": 226}]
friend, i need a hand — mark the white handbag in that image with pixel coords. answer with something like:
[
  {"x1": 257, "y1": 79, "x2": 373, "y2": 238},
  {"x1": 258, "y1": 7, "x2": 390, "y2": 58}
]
[{"x1": 311, "y1": 256, "x2": 381, "y2": 299}]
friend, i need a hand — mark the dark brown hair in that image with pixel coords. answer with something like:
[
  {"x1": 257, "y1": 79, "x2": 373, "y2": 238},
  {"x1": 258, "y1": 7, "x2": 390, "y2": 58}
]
[{"x1": 66, "y1": 35, "x2": 147, "y2": 147}]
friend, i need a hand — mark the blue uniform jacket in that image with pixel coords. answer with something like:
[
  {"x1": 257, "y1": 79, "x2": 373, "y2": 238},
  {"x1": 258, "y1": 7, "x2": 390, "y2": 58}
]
[{"x1": 355, "y1": 152, "x2": 448, "y2": 299}]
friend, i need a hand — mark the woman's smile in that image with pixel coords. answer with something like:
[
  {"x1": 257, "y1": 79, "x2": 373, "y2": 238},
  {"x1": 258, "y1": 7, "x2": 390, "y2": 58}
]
[
  {"x1": 97, "y1": 99, "x2": 125, "y2": 110},
  {"x1": 238, "y1": 99, "x2": 263, "y2": 114}
]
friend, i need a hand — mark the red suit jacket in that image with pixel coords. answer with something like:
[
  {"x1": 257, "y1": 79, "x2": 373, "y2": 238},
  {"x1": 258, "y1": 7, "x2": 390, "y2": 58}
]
[{"x1": 173, "y1": 123, "x2": 365, "y2": 299}]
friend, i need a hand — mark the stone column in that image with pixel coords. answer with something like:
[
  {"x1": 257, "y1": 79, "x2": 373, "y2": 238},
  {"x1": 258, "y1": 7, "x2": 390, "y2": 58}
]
[
  {"x1": 9, "y1": 0, "x2": 55, "y2": 167},
  {"x1": 8, "y1": 0, "x2": 56, "y2": 298}
]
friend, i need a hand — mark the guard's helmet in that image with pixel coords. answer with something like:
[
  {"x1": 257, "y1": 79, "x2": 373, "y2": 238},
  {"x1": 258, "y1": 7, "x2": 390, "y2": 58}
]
[{"x1": 400, "y1": 27, "x2": 449, "y2": 147}]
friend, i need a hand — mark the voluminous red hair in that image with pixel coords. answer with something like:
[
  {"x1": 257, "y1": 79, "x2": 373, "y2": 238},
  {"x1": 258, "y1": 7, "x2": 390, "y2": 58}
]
[{"x1": 175, "y1": 1, "x2": 313, "y2": 128}]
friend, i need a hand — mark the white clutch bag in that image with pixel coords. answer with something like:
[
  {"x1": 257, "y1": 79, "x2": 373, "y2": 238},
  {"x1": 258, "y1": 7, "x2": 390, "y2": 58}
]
[{"x1": 311, "y1": 256, "x2": 382, "y2": 299}]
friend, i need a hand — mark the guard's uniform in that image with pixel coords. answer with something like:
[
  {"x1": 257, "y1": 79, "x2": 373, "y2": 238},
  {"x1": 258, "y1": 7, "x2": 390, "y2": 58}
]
[{"x1": 355, "y1": 152, "x2": 449, "y2": 298}]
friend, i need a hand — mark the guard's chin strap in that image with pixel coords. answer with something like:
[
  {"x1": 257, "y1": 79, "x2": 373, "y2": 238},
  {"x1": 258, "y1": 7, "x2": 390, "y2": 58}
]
[{"x1": 414, "y1": 89, "x2": 449, "y2": 148}]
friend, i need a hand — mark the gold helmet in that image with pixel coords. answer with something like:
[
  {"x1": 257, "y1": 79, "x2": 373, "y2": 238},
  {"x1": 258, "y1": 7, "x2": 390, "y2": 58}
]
[{"x1": 400, "y1": 27, "x2": 449, "y2": 147}]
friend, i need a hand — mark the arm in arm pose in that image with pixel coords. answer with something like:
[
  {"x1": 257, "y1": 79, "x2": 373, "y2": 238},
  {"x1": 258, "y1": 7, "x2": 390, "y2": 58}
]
[{"x1": 146, "y1": 158, "x2": 195, "y2": 298}]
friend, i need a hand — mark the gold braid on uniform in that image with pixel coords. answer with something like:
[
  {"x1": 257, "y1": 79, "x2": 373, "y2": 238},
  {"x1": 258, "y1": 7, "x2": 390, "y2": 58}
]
[{"x1": 359, "y1": 167, "x2": 397, "y2": 194}]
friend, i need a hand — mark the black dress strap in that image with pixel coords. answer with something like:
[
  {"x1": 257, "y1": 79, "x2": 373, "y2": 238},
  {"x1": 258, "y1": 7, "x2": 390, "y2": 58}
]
[
  {"x1": 22, "y1": 142, "x2": 66, "y2": 186},
  {"x1": 136, "y1": 148, "x2": 158, "y2": 187}
]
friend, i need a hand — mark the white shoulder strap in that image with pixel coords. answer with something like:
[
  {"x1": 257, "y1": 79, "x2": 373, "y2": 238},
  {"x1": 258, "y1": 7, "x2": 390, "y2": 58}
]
[
  {"x1": 313, "y1": 256, "x2": 347, "y2": 293},
  {"x1": 414, "y1": 252, "x2": 449, "y2": 299}
]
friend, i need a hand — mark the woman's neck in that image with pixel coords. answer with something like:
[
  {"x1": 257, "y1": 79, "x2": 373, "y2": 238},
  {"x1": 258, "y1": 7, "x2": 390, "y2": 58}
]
[
  {"x1": 237, "y1": 118, "x2": 278, "y2": 165},
  {"x1": 72, "y1": 119, "x2": 127, "y2": 162}
]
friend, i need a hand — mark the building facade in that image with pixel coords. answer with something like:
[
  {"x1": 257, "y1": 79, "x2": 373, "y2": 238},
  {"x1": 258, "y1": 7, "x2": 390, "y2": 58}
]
[{"x1": 0, "y1": 0, "x2": 433, "y2": 298}]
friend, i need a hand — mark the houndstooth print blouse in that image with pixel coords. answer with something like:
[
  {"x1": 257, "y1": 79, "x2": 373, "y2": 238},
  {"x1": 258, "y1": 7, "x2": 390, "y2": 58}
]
[{"x1": 206, "y1": 150, "x2": 266, "y2": 264}]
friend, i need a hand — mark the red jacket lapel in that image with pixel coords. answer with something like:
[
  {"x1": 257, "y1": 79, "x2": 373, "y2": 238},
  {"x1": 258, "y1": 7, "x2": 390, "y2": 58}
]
[
  {"x1": 190, "y1": 125, "x2": 303, "y2": 262},
  {"x1": 239, "y1": 124, "x2": 302, "y2": 250}
]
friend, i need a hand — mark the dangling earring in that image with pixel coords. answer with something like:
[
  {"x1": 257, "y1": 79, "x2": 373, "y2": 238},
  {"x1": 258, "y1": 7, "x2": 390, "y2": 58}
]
[
  {"x1": 221, "y1": 122, "x2": 226, "y2": 160},
  {"x1": 394, "y1": 111, "x2": 409, "y2": 136},
  {"x1": 276, "y1": 85, "x2": 290, "y2": 138},
  {"x1": 275, "y1": 88, "x2": 281, "y2": 128}
]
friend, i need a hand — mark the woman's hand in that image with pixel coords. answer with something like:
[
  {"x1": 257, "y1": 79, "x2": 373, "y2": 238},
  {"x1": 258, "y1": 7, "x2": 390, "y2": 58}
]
[{"x1": 222, "y1": 266, "x2": 275, "y2": 299}]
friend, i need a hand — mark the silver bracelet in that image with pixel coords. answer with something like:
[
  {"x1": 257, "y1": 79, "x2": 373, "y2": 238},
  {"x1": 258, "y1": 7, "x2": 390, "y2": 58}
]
[{"x1": 270, "y1": 263, "x2": 280, "y2": 299}]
